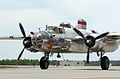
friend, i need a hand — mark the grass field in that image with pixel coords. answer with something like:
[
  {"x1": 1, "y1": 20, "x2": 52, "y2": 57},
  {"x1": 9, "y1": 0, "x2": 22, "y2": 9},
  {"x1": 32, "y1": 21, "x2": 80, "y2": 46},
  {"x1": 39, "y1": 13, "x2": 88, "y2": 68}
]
[{"x1": 0, "y1": 66, "x2": 17, "y2": 68}]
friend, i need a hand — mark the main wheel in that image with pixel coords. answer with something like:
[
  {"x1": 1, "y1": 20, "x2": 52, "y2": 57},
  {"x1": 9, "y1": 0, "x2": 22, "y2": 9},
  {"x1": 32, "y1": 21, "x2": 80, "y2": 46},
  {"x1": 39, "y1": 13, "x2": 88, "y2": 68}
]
[
  {"x1": 40, "y1": 57, "x2": 49, "y2": 69},
  {"x1": 101, "y1": 56, "x2": 109, "y2": 70}
]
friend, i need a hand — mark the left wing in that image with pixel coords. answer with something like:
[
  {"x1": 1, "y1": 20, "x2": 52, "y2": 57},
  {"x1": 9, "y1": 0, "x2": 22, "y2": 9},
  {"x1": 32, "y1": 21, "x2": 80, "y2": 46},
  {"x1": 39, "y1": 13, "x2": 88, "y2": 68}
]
[{"x1": 0, "y1": 36, "x2": 23, "y2": 40}]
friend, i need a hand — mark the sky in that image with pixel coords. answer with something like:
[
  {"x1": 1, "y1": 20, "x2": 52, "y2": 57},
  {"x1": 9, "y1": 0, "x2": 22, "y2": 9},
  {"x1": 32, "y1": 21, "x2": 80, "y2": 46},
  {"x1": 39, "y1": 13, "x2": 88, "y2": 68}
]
[{"x1": 0, "y1": 0, "x2": 120, "y2": 61}]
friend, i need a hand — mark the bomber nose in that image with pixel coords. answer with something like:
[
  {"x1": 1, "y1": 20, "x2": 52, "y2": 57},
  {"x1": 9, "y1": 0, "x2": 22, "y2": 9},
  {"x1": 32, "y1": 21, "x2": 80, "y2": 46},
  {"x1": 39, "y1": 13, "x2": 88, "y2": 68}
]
[{"x1": 35, "y1": 35, "x2": 43, "y2": 48}]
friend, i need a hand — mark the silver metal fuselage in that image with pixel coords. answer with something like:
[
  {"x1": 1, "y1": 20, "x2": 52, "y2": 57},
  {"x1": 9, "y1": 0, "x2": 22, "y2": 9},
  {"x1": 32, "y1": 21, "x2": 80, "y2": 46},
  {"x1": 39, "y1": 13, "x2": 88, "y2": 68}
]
[{"x1": 26, "y1": 26, "x2": 119, "y2": 54}]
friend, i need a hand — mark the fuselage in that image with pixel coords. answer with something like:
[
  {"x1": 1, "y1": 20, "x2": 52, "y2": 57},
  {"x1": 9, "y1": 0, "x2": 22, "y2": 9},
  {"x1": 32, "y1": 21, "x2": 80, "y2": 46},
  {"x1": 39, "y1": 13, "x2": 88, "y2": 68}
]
[{"x1": 26, "y1": 26, "x2": 119, "y2": 54}]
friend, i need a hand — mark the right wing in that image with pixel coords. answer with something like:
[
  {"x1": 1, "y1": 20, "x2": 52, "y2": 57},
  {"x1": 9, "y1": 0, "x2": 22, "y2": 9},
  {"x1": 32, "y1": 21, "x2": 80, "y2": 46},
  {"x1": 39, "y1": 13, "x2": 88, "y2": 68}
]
[{"x1": 106, "y1": 33, "x2": 120, "y2": 40}]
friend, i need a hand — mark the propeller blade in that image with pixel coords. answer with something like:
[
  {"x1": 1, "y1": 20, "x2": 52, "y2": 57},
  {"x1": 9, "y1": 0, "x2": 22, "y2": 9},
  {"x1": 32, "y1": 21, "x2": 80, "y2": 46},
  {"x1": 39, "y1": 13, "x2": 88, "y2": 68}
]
[
  {"x1": 86, "y1": 48, "x2": 90, "y2": 64},
  {"x1": 73, "y1": 28, "x2": 86, "y2": 40},
  {"x1": 19, "y1": 22, "x2": 26, "y2": 38},
  {"x1": 95, "y1": 32, "x2": 110, "y2": 40},
  {"x1": 17, "y1": 47, "x2": 25, "y2": 61}
]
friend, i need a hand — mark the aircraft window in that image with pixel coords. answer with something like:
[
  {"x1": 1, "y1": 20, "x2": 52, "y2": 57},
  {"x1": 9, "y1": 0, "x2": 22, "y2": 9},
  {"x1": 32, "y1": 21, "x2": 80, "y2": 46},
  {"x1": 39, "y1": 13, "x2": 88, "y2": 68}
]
[
  {"x1": 53, "y1": 27, "x2": 59, "y2": 34},
  {"x1": 36, "y1": 36, "x2": 42, "y2": 40},
  {"x1": 58, "y1": 28, "x2": 65, "y2": 34},
  {"x1": 47, "y1": 26, "x2": 65, "y2": 34},
  {"x1": 60, "y1": 23, "x2": 71, "y2": 28},
  {"x1": 47, "y1": 26, "x2": 59, "y2": 34},
  {"x1": 47, "y1": 26, "x2": 57, "y2": 30},
  {"x1": 37, "y1": 31, "x2": 49, "y2": 39}
]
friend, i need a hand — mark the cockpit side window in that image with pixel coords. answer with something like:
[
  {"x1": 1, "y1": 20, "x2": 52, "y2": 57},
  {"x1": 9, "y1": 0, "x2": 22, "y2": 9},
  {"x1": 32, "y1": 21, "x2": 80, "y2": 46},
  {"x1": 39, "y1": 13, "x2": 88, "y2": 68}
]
[
  {"x1": 47, "y1": 26, "x2": 65, "y2": 34},
  {"x1": 47, "y1": 26, "x2": 58, "y2": 34},
  {"x1": 58, "y1": 28, "x2": 65, "y2": 34},
  {"x1": 53, "y1": 27, "x2": 59, "y2": 34}
]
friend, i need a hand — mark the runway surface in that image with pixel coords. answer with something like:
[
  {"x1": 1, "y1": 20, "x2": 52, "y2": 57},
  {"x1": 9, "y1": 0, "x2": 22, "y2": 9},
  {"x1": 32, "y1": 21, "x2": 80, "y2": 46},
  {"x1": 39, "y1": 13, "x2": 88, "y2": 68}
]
[{"x1": 0, "y1": 66, "x2": 120, "y2": 79}]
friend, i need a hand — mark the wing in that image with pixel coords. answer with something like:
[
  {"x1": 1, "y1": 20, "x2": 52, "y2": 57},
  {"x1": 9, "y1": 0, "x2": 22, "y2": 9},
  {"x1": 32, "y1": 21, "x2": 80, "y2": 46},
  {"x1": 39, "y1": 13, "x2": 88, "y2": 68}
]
[
  {"x1": 0, "y1": 36, "x2": 23, "y2": 40},
  {"x1": 106, "y1": 33, "x2": 120, "y2": 40}
]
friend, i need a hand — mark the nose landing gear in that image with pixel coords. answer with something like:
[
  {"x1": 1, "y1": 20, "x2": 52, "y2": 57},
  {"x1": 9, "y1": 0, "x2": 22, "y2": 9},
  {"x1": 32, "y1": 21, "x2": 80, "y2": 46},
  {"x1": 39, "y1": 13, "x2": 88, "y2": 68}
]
[{"x1": 40, "y1": 52, "x2": 50, "y2": 69}]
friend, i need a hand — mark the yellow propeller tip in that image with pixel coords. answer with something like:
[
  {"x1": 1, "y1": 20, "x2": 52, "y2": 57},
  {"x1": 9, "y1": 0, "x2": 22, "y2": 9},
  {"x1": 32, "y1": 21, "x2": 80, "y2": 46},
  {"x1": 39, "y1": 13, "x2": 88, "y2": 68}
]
[
  {"x1": 19, "y1": 22, "x2": 21, "y2": 24},
  {"x1": 17, "y1": 59, "x2": 19, "y2": 62}
]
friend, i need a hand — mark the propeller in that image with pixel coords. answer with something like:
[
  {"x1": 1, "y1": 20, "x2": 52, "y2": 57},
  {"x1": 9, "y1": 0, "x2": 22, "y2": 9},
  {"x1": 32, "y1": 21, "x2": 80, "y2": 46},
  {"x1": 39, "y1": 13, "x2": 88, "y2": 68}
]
[
  {"x1": 95, "y1": 32, "x2": 110, "y2": 40},
  {"x1": 17, "y1": 47, "x2": 25, "y2": 61},
  {"x1": 73, "y1": 27, "x2": 110, "y2": 64},
  {"x1": 73, "y1": 28, "x2": 86, "y2": 40},
  {"x1": 86, "y1": 48, "x2": 90, "y2": 64},
  {"x1": 17, "y1": 22, "x2": 32, "y2": 61},
  {"x1": 19, "y1": 22, "x2": 26, "y2": 38}
]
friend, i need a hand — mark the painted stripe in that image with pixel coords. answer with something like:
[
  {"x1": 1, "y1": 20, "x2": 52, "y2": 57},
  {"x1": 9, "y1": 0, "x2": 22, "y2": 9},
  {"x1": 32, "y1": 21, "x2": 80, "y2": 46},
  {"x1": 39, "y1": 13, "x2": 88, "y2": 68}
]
[{"x1": 78, "y1": 21, "x2": 86, "y2": 25}]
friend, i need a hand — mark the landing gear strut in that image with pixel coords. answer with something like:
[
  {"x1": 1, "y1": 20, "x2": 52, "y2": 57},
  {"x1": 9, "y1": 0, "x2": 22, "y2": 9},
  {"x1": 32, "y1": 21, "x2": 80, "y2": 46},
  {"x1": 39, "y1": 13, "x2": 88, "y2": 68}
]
[
  {"x1": 100, "y1": 51, "x2": 110, "y2": 70},
  {"x1": 40, "y1": 52, "x2": 50, "y2": 69},
  {"x1": 57, "y1": 53, "x2": 61, "y2": 58}
]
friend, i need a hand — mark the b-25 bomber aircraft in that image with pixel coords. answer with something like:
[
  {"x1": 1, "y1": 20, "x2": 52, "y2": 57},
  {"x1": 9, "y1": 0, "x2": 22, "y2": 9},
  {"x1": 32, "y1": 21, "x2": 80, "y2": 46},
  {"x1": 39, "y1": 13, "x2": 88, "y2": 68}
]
[{"x1": 0, "y1": 18, "x2": 120, "y2": 70}]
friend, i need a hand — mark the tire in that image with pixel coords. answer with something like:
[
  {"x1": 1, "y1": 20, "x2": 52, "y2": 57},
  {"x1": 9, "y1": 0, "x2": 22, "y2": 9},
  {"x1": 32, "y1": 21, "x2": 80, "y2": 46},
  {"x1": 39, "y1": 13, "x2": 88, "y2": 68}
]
[
  {"x1": 40, "y1": 57, "x2": 49, "y2": 69},
  {"x1": 101, "y1": 56, "x2": 109, "y2": 70}
]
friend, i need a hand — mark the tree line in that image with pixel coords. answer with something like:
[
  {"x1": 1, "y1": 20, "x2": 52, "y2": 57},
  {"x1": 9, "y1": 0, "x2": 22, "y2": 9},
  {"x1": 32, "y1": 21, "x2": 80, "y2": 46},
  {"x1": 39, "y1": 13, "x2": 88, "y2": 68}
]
[
  {"x1": 0, "y1": 59, "x2": 59, "y2": 66},
  {"x1": 0, "y1": 59, "x2": 120, "y2": 66},
  {"x1": 87, "y1": 61, "x2": 120, "y2": 66}
]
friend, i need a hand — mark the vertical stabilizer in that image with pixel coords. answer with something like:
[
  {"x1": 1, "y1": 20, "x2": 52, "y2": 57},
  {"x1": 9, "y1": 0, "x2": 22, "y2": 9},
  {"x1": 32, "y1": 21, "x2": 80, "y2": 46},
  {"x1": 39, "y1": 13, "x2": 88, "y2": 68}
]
[{"x1": 76, "y1": 18, "x2": 87, "y2": 30}]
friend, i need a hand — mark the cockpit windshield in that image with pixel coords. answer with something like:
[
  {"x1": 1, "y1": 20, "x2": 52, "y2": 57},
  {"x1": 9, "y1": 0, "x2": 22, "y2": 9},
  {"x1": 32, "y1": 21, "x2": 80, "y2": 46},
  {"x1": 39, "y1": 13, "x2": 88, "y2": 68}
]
[{"x1": 47, "y1": 26, "x2": 65, "y2": 34}]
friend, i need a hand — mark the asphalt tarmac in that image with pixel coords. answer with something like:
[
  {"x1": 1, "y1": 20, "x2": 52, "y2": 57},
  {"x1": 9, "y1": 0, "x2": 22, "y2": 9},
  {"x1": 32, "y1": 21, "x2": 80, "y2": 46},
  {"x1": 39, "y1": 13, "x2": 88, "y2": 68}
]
[{"x1": 0, "y1": 66, "x2": 120, "y2": 79}]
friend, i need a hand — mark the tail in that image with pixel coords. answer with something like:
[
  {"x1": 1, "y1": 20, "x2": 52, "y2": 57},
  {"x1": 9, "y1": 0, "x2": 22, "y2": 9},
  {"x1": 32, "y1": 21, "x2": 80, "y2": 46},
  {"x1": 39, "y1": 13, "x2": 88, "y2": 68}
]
[{"x1": 76, "y1": 18, "x2": 87, "y2": 30}]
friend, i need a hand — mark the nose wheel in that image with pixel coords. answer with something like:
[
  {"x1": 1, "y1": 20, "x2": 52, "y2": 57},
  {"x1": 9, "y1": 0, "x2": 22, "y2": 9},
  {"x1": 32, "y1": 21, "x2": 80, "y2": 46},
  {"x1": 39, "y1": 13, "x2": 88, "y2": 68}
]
[{"x1": 40, "y1": 52, "x2": 49, "y2": 69}]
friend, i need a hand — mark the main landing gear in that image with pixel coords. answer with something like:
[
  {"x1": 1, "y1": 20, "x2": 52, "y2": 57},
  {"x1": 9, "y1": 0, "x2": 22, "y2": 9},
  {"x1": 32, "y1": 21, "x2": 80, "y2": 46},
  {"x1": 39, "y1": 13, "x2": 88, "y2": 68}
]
[
  {"x1": 40, "y1": 52, "x2": 49, "y2": 69},
  {"x1": 100, "y1": 51, "x2": 110, "y2": 70}
]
